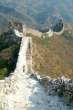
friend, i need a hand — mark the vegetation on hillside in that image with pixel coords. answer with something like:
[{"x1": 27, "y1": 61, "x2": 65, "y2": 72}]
[{"x1": 0, "y1": 31, "x2": 21, "y2": 79}]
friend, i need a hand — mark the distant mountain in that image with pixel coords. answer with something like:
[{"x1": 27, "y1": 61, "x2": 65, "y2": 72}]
[
  {"x1": 0, "y1": 0, "x2": 73, "y2": 30},
  {"x1": 0, "y1": 15, "x2": 10, "y2": 35}
]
